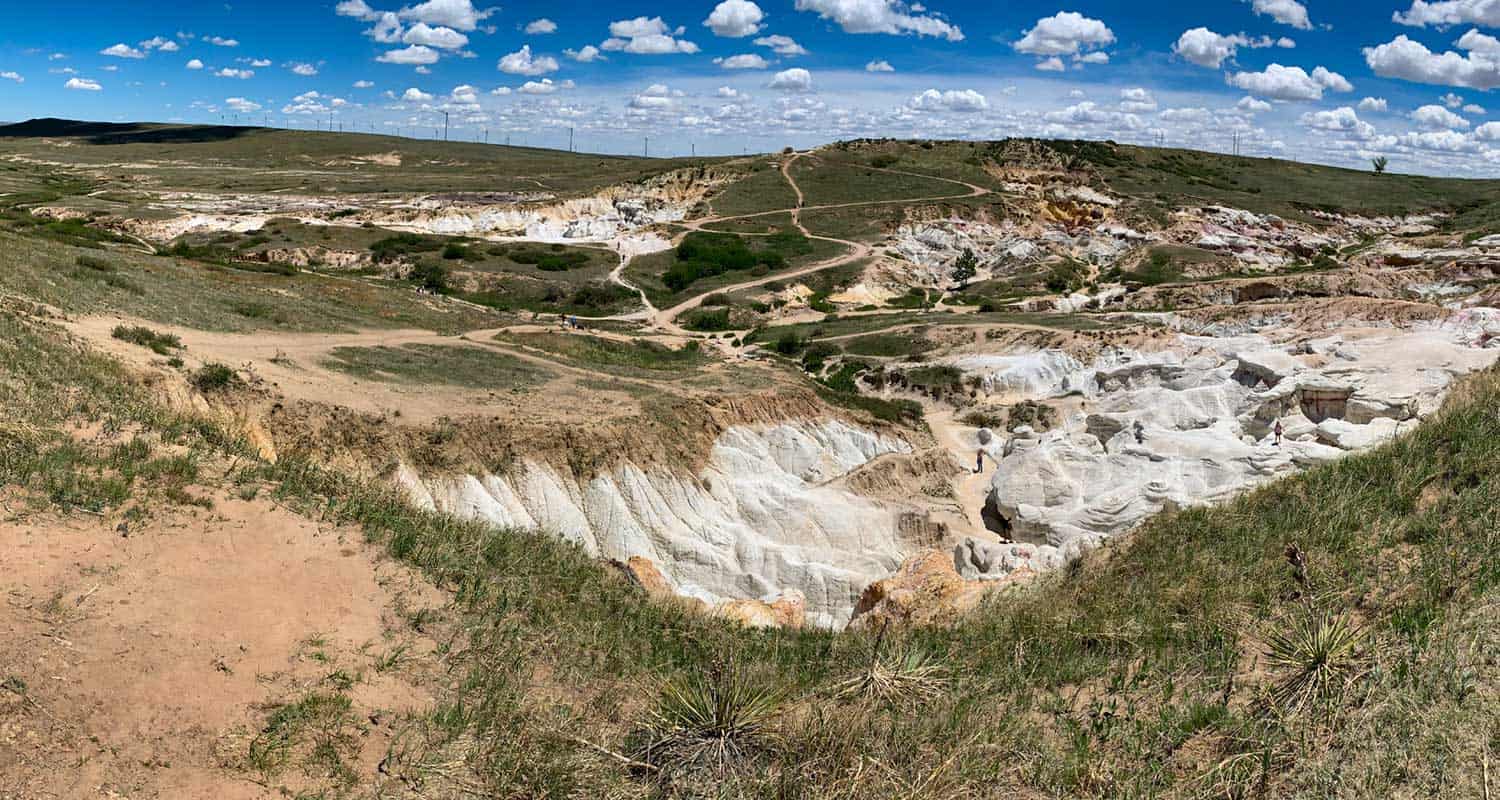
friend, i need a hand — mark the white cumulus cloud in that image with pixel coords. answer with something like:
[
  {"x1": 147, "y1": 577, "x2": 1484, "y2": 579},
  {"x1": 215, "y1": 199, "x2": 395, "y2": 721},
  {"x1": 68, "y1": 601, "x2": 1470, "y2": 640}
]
[
  {"x1": 908, "y1": 88, "x2": 988, "y2": 112},
  {"x1": 866, "y1": 59, "x2": 894, "y2": 72},
  {"x1": 498, "y1": 45, "x2": 559, "y2": 75},
  {"x1": 1250, "y1": 0, "x2": 1312, "y2": 30},
  {"x1": 716, "y1": 54, "x2": 769, "y2": 69},
  {"x1": 65, "y1": 77, "x2": 102, "y2": 91},
  {"x1": 1364, "y1": 33, "x2": 1500, "y2": 90},
  {"x1": 403, "y1": 22, "x2": 468, "y2": 50},
  {"x1": 705, "y1": 0, "x2": 765, "y2": 37},
  {"x1": 565, "y1": 45, "x2": 603, "y2": 62},
  {"x1": 1359, "y1": 96, "x2": 1389, "y2": 112},
  {"x1": 101, "y1": 43, "x2": 146, "y2": 59},
  {"x1": 377, "y1": 45, "x2": 440, "y2": 65},
  {"x1": 1015, "y1": 12, "x2": 1114, "y2": 56},
  {"x1": 793, "y1": 0, "x2": 962, "y2": 41},
  {"x1": 602, "y1": 17, "x2": 700, "y2": 54},
  {"x1": 1394, "y1": 0, "x2": 1500, "y2": 28},
  {"x1": 1411, "y1": 103, "x2": 1470, "y2": 129},
  {"x1": 768, "y1": 67, "x2": 813, "y2": 92},
  {"x1": 1226, "y1": 63, "x2": 1352, "y2": 101}
]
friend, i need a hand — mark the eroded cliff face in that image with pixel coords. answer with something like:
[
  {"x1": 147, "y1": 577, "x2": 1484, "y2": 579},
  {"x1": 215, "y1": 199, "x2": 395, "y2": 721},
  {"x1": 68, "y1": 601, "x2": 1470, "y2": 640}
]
[
  {"x1": 396, "y1": 419, "x2": 922, "y2": 629},
  {"x1": 954, "y1": 309, "x2": 1500, "y2": 579}
]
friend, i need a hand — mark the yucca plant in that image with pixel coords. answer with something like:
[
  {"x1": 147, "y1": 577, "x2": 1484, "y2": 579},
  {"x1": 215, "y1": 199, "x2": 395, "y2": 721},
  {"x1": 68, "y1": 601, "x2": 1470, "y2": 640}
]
[
  {"x1": 638, "y1": 663, "x2": 783, "y2": 774},
  {"x1": 1264, "y1": 609, "x2": 1367, "y2": 713},
  {"x1": 832, "y1": 647, "x2": 949, "y2": 707}
]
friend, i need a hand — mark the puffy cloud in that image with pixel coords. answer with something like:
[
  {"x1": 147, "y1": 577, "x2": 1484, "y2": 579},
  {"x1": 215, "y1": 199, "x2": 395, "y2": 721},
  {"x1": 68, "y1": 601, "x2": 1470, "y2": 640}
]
[
  {"x1": 1237, "y1": 96, "x2": 1273, "y2": 113},
  {"x1": 1363, "y1": 33, "x2": 1500, "y2": 90},
  {"x1": 289, "y1": 62, "x2": 319, "y2": 76},
  {"x1": 403, "y1": 22, "x2": 468, "y2": 49},
  {"x1": 866, "y1": 59, "x2": 894, "y2": 72},
  {"x1": 1171, "y1": 27, "x2": 1278, "y2": 69},
  {"x1": 215, "y1": 68, "x2": 254, "y2": 79},
  {"x1": 377, "y1": 44, "x2": 440, "y2": 65},
  {"x1": 225, "y1": 96, "x2": 261, "y2": 113},
  {"x1": 715, "y1": 54, "x2": 769, "y2": 69},
  {"x1": 565, "y1": 45, "x2": 603, "y2": 62},
  {"x1": 717, "y1": 86, "x2": 748, "y2": 100},
  {"x1": 186, "y1": 58, "x2": 204, "y2": 70},
  {"x1": 498, "y1": 45, "x2": 559, "y2": 75},
  {"x1": 755, "y1": 34, "x2": 808, "y2": 56},
  {"x1": 1225, "y1": 63, "x2": 1352, "y2": 101},
  {"x1": 206, "y1": 36, "x2": 239, "y2": 47},
  {"x1": 1465, "y1": 102, "x2": 1487, "y2": 114},
  {"x1": 245, "y1": 58, "x2": 272, "y2": 67},
  {"x1": 1035, "y1": 56, "x2": 1066, "y2": 71},
  {"x1": 1398, "y1": 129, "x2": 1479, "y2": 152},
  {"x1": 1015, "y1": 12, "x2": 1114, "y2": 57},
  {"x1": 1119, "y1": 87, "x2": 1157, "y2": 113},
  {"x1": 336, "y1": 0, "x2": 378, "y2": 19},
  {"x1": 65, "y1": 77, "x2": 102, "y2": 91},
  {"x1": 629, "y1": 83, "x2": 675, "y2": 109},
  {"x1": 402, "y1": 87, "x2": 434, "y2": 102},
  {"x1": 1393, "y1": 0, "x2": 1500, "y2": 28},
  {"x1": 367, "y1": 13, "x2": 405, "y2": 42},
  {"x1": 1411, "y1": 103, "x2": 1470, "y2": 129},
  {"x1": 704, "y1": 0, "x2": 765, "y2": 37},
  {"x1": 908, "y1": 88, "x2": 988, "y2": 112},
  {"x1": 526, "y1": 18, "x2": 557, "y2": 34},
  {"x1": 140, "y1": 36, "x2": 180, "y2": 52},
  {"x1": 1475, "y1": 120, "x2": 1500, "y2": 139},
  {"x1": 602, "y1": 17, "x2": 700, "y2": 54},
  {"x1": 397, "y1": 0, "x2": 494, "y2": 31},
  {"x1": 101, "y1": 43, "x2": 146, "y2": 59},
  {"x1": 1442, "y1": 91, "x2": 1465, "y2": 107},
  {"x1": 1250, "y1": 0, "x2": 1312, "y2": 30},
  {"x1": 0, "y1": 71, "x2": 22, "y2": 83},
  {"x1": 792, "y1": 0, "x2": 963, "y2": 41},
  {"x1": 519, "y1": 78, "x2": 572, "y2": 93},
  {"x1": 1359, "y1": 96, "x2": 1389, "y2": 112},
  {"x1": 768, "y1": 67, "x2": 813, "y2": 92},
  {"x1": 354, "y1": 79, "x2": 375, "y2": 88},
  {"x1": 1300, "y1": 106, "x2": 1375, "y2": 139},
  {"x1": 282, "y1": 90, "x2": 349, "y2": 114}
]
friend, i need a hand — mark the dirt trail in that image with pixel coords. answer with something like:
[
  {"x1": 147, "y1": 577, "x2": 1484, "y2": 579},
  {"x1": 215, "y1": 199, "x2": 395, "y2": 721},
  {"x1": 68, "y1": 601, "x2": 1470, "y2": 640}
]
[
  {"x1": 923, "y1": 404, "x2": 996, "y2": 536},
  {"x1": 0, "y1": 496, "x2": 444, "y2": 798}
]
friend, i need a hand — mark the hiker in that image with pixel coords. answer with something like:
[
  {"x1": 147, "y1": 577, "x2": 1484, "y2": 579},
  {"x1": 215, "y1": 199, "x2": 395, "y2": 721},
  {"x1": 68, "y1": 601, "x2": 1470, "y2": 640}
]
[
  {"x1": 1132, "y1": 420, "x2": 1145, "y2": 445},
  {"x1": 975, "y1": 449, "x2": 984, "y2": 474},
  {"x1": 1274, "y1": 419, "x2": 1284, "y2": 447}
]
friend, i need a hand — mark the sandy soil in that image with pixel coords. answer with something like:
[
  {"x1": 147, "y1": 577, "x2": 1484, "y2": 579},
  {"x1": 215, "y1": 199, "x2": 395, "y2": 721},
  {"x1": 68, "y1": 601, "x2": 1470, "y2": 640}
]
[{"x1": 0, "y1": 493, "x2": 445, "y2": 799}]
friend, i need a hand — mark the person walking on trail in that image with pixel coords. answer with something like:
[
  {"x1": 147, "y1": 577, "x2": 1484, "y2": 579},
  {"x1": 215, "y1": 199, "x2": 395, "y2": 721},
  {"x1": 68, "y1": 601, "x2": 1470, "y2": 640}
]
[
  {"x1": 975, "y1": 449, "x2": 984, "y2": 474},
  {"x1": 1274, "y1": 419, "x2": 1284, "y2": 447}
]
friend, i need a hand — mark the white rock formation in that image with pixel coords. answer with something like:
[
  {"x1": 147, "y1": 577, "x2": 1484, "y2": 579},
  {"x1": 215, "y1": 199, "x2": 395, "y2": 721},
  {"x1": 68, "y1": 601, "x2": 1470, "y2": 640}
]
[
  {"x1": 964, "y1": 318, "x2": 1500, "y2": 578},
  {"x1": 397, "y1": 420, "x2": 914, "y2": 629}
]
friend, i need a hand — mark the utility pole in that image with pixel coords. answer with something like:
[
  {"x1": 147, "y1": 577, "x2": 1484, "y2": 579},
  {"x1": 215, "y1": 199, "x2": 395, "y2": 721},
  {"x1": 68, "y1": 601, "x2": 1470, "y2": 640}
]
[
  {"x1": 691, "y1": 142, "x2": 696, "y2": 157},
  {"x1": 442, "y1": 111, "x2": 449, "y2": 141},
  {"x1": 484, "y1": 128, "x2": 488, "y2": 144},
  {"x1": 644, "y1": 137, "x2": 649, "y2": 157},
  {"x1": 568, "y1": 127, "x2": 574, "y2": 152}
]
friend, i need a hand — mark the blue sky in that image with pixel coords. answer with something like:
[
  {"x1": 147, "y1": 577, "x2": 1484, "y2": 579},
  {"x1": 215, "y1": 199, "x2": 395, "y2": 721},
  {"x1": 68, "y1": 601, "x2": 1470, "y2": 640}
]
[{"x1": 5, "y1": 0, "x2": 1500, "y2": 174}]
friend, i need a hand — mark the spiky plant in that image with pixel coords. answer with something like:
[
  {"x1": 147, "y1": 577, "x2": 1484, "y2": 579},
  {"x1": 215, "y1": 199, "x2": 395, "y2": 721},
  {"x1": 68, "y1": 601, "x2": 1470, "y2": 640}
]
[
  {"x1": 832, "y1": 647, "x2": 949, "y2": 707},
  {"x1": 638, "y1": 664, "x2": 783, "y2": 774},
  {"x1": 1264, "y1": 610, "x2": 1367, "y2": 713}
]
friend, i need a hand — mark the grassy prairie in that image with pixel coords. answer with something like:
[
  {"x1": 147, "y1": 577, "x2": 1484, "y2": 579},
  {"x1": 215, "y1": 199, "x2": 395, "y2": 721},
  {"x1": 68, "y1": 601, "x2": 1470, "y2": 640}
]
[
  {"x1": 492, "y1": 331, "x2": 710, "y2": 377},
  {"x1": 319, "y1": 343, "x2": 554, "y2": 389},
  {"x1": 0, "y1": 119, "x2": 723, "y2": 197},
  {"x1": 706, "y1": 161, "x2": 798, "y2": 217},
  {"x1": 788, "y1": 156, "x2": 972, "y2": 207},
  {"x1": 0, "y1": 230, "x2": 501, "y2": 333}
]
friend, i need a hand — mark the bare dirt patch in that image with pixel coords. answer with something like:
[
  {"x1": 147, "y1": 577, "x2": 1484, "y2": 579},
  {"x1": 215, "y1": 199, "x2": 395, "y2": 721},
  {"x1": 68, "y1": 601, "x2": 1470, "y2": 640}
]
[{"x1": 0, "y1": 494, "x2": 445, "y2": 799}]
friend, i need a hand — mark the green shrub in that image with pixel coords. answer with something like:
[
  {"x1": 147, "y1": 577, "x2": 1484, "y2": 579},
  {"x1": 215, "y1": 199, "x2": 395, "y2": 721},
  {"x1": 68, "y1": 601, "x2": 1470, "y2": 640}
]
[
  {"x1": 190, "y1": 363, "x2": 240, "y2": 393},
  {"x1": 111, "y1": 325, "x2": 182, "y2": 355},
  {"x1": 441, "y1": 243, "x2": 467, "y2": 260}
]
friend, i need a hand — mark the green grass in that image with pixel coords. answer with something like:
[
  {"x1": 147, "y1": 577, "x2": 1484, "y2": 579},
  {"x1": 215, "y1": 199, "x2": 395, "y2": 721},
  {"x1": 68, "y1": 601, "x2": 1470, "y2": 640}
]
[
  {"x1": 708, "y1": 162, "x2": 798, "y2": 217},
  {"x1": 626, "y1": 233, "x2": 845, "y2": 308},
  {"x1": 0, "y1": 229, "x2": 501, "y2": 334},
  {"x1": 788, "y1": 156, "x2": 970, "y2": 207},
  {"x1": 111, "y1": 324, "x2": 182, "y2": 355},
  {"x1": 318, "y1": 343, "x2": 555, "y2": 389},
  {"x1": 0, "y1": 119, "x2": 725, "y2": 197},
  {"x1": 492, "y1": 332, "x2": 709, "y2": 377}
]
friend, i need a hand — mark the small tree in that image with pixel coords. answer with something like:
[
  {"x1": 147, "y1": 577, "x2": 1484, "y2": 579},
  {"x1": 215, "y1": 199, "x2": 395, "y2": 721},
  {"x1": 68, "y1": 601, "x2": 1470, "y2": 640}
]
[
  {"x1": 951, "y1": 248, "x2": 978, "y2": 288},
  {"x1": 1372, "y1": 155, "x2": 1389, "y2": 174}
]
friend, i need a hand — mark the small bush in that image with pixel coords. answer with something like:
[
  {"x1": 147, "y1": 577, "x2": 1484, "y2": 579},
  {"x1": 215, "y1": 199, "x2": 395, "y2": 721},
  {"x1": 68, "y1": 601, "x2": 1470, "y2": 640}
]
[
  {"x1": 700, "y1": 293, "x2": 732, "y2": 307},
  {"x1": 112, "y1": 325, "x2": 182, "y2": 355},
  {"x1": 441, "y1": 243, "x2": 467, "y2": 260},
  {"x1": 76, "y1": 254, "x2": 117, "y2": 272},
  {"x1": 190, "y1": 363, "x2": 241, "y2": 393}
]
